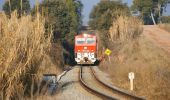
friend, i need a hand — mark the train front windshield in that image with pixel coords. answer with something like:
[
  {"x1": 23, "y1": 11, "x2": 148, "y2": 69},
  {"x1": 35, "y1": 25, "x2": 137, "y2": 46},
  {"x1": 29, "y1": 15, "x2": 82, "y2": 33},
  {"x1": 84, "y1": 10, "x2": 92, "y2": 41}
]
[
  {"x1": 76, "y1": 38, "x2": 85, "y2": 44},
  {"x1": 86, "y1": 38, "x2": 95, "y2": 44},
  {"x1": 76, "y1": 38, "x2": 95, "y2": 44}
]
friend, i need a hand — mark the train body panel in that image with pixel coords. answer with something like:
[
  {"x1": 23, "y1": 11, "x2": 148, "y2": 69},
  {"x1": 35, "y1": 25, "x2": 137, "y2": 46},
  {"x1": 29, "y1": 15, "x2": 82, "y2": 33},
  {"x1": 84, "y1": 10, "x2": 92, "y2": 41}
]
[{"x1": 74, "y1": 33, "x2": 97, "y2": 64}]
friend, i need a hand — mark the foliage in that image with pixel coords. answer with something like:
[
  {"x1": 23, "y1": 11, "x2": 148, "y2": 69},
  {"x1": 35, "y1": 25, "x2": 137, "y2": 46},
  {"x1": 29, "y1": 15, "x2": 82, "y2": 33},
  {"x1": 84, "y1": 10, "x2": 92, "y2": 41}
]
[
  {"x1": 3, "y1": 0, "x2": 30, "y2": 16},
  {"x1": 33, "y1": 0, "x2": 83, "y2": 65},
  {"x1": 89, "y1": 0, "x2": 130, "y2": 30},
  {"x1": 131, "y1": 0, "x2": 170, "y2": 24},
  {"x1": 36, "y1": 0, "x2": 83, "y2": 42}
]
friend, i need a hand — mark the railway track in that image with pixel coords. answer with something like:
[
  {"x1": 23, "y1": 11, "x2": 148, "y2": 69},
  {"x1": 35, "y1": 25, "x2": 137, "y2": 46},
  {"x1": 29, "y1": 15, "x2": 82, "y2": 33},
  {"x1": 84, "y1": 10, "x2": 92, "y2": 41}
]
[{"x1": 79, "y1": 66, "x2": 145, "y2": 100}]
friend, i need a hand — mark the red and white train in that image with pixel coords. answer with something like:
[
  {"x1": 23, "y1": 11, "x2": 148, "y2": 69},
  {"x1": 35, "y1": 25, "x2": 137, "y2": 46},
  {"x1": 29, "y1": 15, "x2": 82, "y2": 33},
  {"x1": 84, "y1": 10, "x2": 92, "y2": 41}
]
[{"x1": 74, "y1": 33, "x2": 97, "y2": 64}]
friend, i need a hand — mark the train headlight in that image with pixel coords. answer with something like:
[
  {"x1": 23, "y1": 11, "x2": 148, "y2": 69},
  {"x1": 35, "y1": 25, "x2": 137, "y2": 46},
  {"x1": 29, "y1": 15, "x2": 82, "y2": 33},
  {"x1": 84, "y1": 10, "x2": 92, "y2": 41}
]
[
  {"x1": 83, "y1": 34, "x2": 88, "y2": 37},
  {"x1": 77, "y1": 53, "x2": 81, "y2": 58}
]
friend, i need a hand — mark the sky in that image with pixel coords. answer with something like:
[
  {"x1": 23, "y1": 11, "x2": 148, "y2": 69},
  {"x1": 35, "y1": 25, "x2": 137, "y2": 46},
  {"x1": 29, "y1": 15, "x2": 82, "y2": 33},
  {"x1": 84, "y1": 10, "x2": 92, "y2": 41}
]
[
  {"x1": 0, "y1": 0, "x2": 170, "y2": 25},
  {"x1": 81, "y1": 0, "x2": 100, "y2": 25}
]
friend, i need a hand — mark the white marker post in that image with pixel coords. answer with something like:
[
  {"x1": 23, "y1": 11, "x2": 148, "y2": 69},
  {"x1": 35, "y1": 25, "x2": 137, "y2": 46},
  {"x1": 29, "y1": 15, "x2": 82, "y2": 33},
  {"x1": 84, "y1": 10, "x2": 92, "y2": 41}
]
[
  {"x1": 108, "y1": 56, "x2": 111, "y2": 62},
  {"x1": 128, "y1": 72, "x2": 135, "y2": 91}
]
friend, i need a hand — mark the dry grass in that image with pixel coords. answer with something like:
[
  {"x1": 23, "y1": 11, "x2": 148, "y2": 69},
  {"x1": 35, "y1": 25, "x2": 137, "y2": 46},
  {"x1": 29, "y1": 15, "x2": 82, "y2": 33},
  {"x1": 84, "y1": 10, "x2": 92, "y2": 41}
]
[
  {"x1": 109, "y1": 16, "x2": 143, "y2": 42},
  {"x1": 100, "y1": 37, "x2": 170, "y2": 99},
  {"x1": 159, "y1": 24, "x2": 170, "y2": 33},
  {"x1": 0, "y1": 11, "x2": 56, "y2": 99},
  {"x1": 99, "y1": 16, "x2": 170, "y2": 99}
]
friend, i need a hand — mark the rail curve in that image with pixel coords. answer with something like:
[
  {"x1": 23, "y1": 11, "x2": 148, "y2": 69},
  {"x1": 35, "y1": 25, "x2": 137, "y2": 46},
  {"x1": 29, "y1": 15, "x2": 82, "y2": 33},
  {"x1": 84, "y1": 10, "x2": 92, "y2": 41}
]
[{"x1": 79, "y1": 66, "x2": 145, "y2": 100}]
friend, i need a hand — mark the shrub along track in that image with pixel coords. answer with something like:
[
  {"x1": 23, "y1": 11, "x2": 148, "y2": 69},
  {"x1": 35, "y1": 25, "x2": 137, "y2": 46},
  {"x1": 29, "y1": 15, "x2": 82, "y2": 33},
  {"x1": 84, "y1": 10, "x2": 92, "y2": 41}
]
[{"x1": 79, "y1": 66, "x2": 145, "y2": 100}]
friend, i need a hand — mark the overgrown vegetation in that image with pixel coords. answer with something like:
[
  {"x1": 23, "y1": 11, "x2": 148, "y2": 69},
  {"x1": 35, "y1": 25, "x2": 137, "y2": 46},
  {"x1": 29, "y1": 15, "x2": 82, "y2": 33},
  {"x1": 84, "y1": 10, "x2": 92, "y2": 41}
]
[
  {"x1": 36, "y1": 0, "x2": 83, "y2": 65},
  {"x1": 0, "y1": 0, "x2": 83, "y2": 98},
  {"x1": 0, "y1": 11, "x2": 53, "y2": 99},
  {"x1": 109, "y1": 16, "x2": 143, "y2": 42},
  {"x1": 100, "y1": 37, "x2": 170, "y2": 99},
  {"x1": 98, "y1": 10, "x2": 170, "y2": 100},
  {"x1": 37, "y1": 0, "x2": 83, "y2": 42}
]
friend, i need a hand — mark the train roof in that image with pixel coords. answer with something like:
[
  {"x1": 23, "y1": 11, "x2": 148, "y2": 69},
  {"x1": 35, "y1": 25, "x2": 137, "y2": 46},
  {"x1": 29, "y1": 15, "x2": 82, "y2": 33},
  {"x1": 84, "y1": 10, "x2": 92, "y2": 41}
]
[{"x1": 75, "y1": 33, "x2": 96, "y2": 38}]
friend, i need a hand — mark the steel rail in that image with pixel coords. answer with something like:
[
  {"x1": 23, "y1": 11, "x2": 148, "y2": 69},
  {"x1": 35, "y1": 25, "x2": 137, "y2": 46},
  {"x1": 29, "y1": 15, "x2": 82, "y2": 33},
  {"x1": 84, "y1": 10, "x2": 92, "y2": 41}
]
[
  {"x1": 79, "y1": 66, "x2": 118, "y2": 100},
  {"x1": 90, "y1": 67, "x2": 146, "y2": 100}
]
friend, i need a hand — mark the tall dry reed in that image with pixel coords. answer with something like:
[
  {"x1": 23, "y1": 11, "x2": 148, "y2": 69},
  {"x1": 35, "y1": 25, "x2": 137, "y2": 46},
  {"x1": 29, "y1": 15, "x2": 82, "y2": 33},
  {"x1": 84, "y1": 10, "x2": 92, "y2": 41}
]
[
  {"x1": 0, "y1": 11, "x2": 51, "y2": 99},
  {"x1": 109, "y1": 16, "x2": 143, "y2": 42}
]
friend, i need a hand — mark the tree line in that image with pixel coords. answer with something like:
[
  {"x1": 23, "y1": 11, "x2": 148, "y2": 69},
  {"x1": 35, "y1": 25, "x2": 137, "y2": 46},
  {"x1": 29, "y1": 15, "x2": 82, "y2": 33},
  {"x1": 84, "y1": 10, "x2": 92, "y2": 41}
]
[
  {"x1": 88, "y1": 0, "x2": 170, "y2": 48},
  {"x1": 2, "y1": 0, "x2": 170, "y2": 60},
  {"x1": 131, "y1": 0, "x2": 170, "y2": 24},
  {"x1": 89, "y1": 0, "x2": 170, "y2": 31},
  {"x1": 3, "y1": 0, "x2": 170, "y2": 41},
  {"x1": 3, "y1": 0, "x2": 83, "y2": 65},
  {"x1": 3, "y1": 0, "x2": 83, "y2": 43}
]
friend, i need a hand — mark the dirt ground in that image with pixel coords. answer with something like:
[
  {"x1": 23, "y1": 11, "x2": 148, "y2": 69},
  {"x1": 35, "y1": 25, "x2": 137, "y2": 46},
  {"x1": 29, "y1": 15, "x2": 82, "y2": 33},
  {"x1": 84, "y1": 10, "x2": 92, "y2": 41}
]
[{"x1": 143, "y1": 25, "x2": 170, "y2": 54}]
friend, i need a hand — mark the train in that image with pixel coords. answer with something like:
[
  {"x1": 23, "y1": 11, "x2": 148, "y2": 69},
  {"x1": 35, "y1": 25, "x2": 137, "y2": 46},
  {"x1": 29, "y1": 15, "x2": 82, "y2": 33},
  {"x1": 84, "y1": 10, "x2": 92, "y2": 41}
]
[{"x1": 74, "y1": 33, "x2": 97, "y2": 64}]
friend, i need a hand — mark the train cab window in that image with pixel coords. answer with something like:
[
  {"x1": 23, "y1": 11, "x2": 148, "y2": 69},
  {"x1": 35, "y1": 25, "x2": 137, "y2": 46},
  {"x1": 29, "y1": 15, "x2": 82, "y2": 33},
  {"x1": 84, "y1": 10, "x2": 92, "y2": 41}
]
[
  {"x1": 76, "y1": 38, "x2": 85, "y2": 44},
  {"x1": 86, "y1": 38, "x2": 95, "y2": 44}
]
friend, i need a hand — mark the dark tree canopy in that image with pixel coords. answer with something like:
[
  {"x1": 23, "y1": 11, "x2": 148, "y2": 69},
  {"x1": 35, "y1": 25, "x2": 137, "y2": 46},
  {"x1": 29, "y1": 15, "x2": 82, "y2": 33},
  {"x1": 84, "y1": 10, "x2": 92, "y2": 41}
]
[
  {"x1": 3, "y1": 0, "x2": 30, "y2": 16},
  {"x1": 131, "y1": 0, "x2": 170, "y2": 24},
  {"x1": 37, "y1": 0, "x2": 83, "y2": 42},
  {"x1": 89, "y1": 0, "x2": 130, "y2": 30}
]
